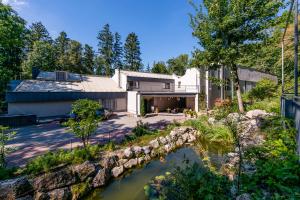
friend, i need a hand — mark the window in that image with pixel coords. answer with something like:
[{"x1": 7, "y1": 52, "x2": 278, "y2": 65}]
[
  {"x1": 128, "y1": 81, "x2": 139, "y2": 89},
  {"x1": 178, "y1": 81, "x2": 181, "y2": 88},
  {"x1": 164, "y1": 83, "x2": 170, "y2": 89}
]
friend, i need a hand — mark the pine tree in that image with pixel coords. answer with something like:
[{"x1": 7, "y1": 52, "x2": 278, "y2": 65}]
[
  {"x1": 82, "y1": 44, "x2": 95, "y2": 74},
  {"x1": 27, "y1": 22, "x2": 52, "y2": 51},
  {"x1": 124, "y1": 33, "x2": 142, "y2": 71},
  {"x1": 54, "y1": 31, "x2": 70, "y2": 71},
  {"x1": 68, "y1": 40, "x2": 83, "y2": 73},
  {"x1": 113, "y1": 32, "x2": 123, "y2": 70},
  {"x1": 151, "y1": 61, "x2": 169, "y2": 74},
  {"x1": 97, "y1": 24, "x2": 114, "y2": 76}
]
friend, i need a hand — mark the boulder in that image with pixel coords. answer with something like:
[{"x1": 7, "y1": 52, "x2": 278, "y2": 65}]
[
  {"x1": 181, "y1": 133, "x2": 189, "y2": 143},
  {"x1": 92, "y1": 168, "x2": 111, "y2": 188},
  {"x1": 236, "y1": 193, "x2": 251, "y2": 200},
  {"x1": 118, "y1": 159, "x2": 128, "y2": 166},
  {"x1": 115, "y1": 150, "x2": 125, "y2": 159},
  {"x1": 111, "y1": 166, "x2": 124, "y2": 178},
  {"x1": 164, "y1": 144, "x2": 172, "y2": 153},
  {"x1": 165, "y1": 135, "x2": 172, "y2": 143},
  {"x1": 33, "y1": 168, "x2": 77, "y2": 192},
  {"x1": 175, "y1": 138, "x2": 184, "y2": 147},
  {"x1": 138, "y1": 157, "x2": 145, "y2": 165},
  {"x1": 34, "y1": 192, "x2": 49, "y2": 200},
  {"x1": 158, "y1": 137, "x2": 167, "y2": 145},
  {"x1": 47, "y1": 187, "x2": 71, "y2": 200},
  {"x1": 142, "y1": 146, "x2": 151, "y2": 155},
  {"x1": 99, "y1": 155, "x2": 117, "y2": 170},
  {"x1": 149, "y1": 139, "x2": 160, "y2": 149},
  {"x1": 150, "y1": 149, "x2": 157, "y2": 158},
  {"x1": 72, "y1": 161, "x2": 96, "y2": 181},
  {"x1": 187, "y1": 134, "x2": 196, "y2": 143},
  {"x1": 144, "y1": 155, "x2": 151, "y2": 162},
  {"x1": 226, "y1": 113, "x2": 240, "y2": 124},
  {"x1": 0, "y1": 176, "x2": 33, "y2": 200},
  {"x1": 132, "y1": 146, "x2": 143, "y2": 157},
  {"x1": 124, "y1": 158, "x2": 138, "y2": 169},
  {"x1": 124, "y1": 147, "x2": 133, "y2": 159},
  {"x1": 16, "y1": 195, "x2": 33, "y2": 200},
  {"x1": 245, "y1": 109, "x2": 268, "y2": 119},
  {"x1": 208, "y1": 117, "x2": 216, "y2": 125}
]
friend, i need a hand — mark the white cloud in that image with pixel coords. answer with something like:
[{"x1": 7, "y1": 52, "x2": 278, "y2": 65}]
[{"x1": 2, "y1": 0, "x2": 28, "y2": 10}]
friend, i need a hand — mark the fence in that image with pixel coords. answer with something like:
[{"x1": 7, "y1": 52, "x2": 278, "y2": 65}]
[{"x1": 281, "y1": 95, "x2": 300, "y2": 157}]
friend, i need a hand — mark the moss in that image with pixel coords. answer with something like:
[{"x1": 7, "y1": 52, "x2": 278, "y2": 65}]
[{"x1": 71, "y1": 181, "x2": 91, "y2": 200}]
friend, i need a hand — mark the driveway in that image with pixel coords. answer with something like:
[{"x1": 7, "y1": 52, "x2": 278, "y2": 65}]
[{"x1": 6, "y1": 113, "x2": 186, "y2": 167}]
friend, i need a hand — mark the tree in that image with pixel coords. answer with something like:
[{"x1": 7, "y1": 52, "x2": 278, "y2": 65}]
[
  {"x1": 68, "y1": 40, "x2": 83, "y2": 73},
  {"x1": 54, "y1": 31, "x2": 70, "y2": 71},
  {"x1": 0, "y1": 3, "x2": 26, "y2": 110},
  {"x1": 190, "y1": 0, "x2": 284, "y2": 113},
  {"x1": 22, "y1": 41, "x2": 57, "y2": 75},
  {"x1": 95, "y1": 56, "x2": 106, "y2": 75},
  {"x1": 97, "y1": 24, "x2": 114, "y2": 76},
  {"x1": 65, "y1": 99, "x2": 101, "y2": 148},
  {"x1": 82, "y1": 44, "x2": 95, "y2": 74},
  {"x1": 0, "y1": 126, "x2": 16, "y2": 167},
  {"x1": 167, "y1": 54, "x2": 189, "y2": 76},
  {"x1": 151, "y1": 61, "x2": 169, "y2": 74},
  {"x1": 27, "y1": 22, "x2": 52, "y2": 51},
  {"x1": 113, "y1": 32, "x2": 123, "y2": 70},
  {"x1": 124, "y1": 33, "x2": 142, "y2": 71}
]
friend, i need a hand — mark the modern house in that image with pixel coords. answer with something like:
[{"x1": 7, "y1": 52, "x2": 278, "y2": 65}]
[{"x1": 6, "y1": 67, "x2": 277, "y2": 118}]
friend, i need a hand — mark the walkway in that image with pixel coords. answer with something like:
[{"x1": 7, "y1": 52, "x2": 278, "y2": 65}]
[{"x1": 6, "y1": 113, "x2": 186, "y2": 167}]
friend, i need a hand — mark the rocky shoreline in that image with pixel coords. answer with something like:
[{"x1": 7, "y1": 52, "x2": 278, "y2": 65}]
[{"x1": 0, "y1": 127, "x2": 199, "y2": 200}]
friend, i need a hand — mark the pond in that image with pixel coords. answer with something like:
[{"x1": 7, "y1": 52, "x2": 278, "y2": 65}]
[{"x1": 85, "y1": 147, "x2": 205, "y2": 200}]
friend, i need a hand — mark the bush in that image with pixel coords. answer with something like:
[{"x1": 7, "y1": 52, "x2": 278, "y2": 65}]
[
  {"x1": 247, "y1": 78, "x2": 277, "y2": 101},
  {"x1": 132, "y1": 120, "x2": 152, "y2": 137},
  {"x1": 140, "y1": 98, "x2": 146, "y2": 117},
  {"x1": 246, "y1": 97, "x2": 280, "y2": 114},
  {"x1": 212, "y1": 98, "x2": 238, "y2": 120},
  {"x1": 0, "y1": 167, "x2": 17, "y2": 180}
]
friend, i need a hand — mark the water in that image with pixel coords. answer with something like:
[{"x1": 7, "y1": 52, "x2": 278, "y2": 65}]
[{"x1": 86, "y1": 147, "x2": 203, "y2": 200}]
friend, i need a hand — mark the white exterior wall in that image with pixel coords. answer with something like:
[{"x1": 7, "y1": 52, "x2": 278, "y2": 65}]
[
  {"x1": 174, "y1": 68, "x2": 201, "y2": 93},
  {"x1": 112, "y1": 69, "x2": 127, "y2": 89},
  {"x1": 127, "y1": 91, "x2": 139, "y2": 116}
]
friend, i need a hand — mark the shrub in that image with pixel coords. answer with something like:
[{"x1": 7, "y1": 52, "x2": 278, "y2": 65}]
[
  {"x1": 132, "y1": 120, "x2": 152, "y2": 137},
  {"x1": 0, "y1": 125, "x2": 16, "y2": 167},
  {"x1": 212, "y1": 98, "x2": 238, "y2": 120},
  {"x1": 247, "y1": 78, "x2": 277, "y2": 101},
  {"x1": 246, "y1": 97, "x2": 280, "y2": 114},
  {"x1": 140, "y1": 98, "x2": 146, "y2": 117},
  {"x1": 0, "y1": 167, "x2": 17, "y2": 180}
]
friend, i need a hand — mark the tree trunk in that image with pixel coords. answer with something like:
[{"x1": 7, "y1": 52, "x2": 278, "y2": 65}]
[{"x1": 232, "y1": 66, "x2": 245, "y2": 113}]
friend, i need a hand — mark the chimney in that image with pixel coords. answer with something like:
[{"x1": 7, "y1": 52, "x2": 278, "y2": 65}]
[
  {"x1": 32, "y1": 67, "x2": 40, "y2": 79},
  {"x1": 118, "y1": 68, "x2": 121, "y2": 88},
  {"x1": 55, "y1": 71, "x2": 68, "y2": 81}
]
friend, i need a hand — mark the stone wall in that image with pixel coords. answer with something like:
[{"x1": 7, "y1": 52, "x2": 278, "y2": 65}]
[{"x1": 0, "y1": 127, "x2": 198, "y2": 200}]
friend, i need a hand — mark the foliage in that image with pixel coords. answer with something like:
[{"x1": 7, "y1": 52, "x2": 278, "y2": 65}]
[
  {"x1": 124, "y1": 32, "x2": 142, "y2": 71},
  {"x1": 0, "y1": 166, "x2": 17, "y2": 180},
  {"x1": 112, "y1": 32, "x2": 123, "y2": 70},
  {"x1": 65, "y1": 99, "x2": 101, "y2": 148},
  {"x1": 247, "y1": 78, "x2": 277, "y2": 101},
  {"x1": 246, "y1": 97, "x2": 280, "y2": 114},
  {"x1": 54, "y1": 31, "x2": 70, "y2": 71},
  {"x1": 241, "y1": 117, "x2": 300, "y2": 198},
  {"x1": 82, "y1": 44, "x2": 95, "y2": 74},
  {"x1": 126, "y1": 120, "x2": 153, "y2": 142},
  {"x1": 190, "y1": 0, "x2": 284, "y2": 112},
  {"x1": 151, "y1": 61, "x2": 169, "y2": 74},
  {"x1": 140, "y1": 98, "x2": 146, "y2": 117},
  {"x1": 213, "y1": 98, "x2": 238, "y2": 120},
  {"x1": 27, "y1": 21, "x2": 52, "y2": 51},
  {"x1": 0, "y1": 126, "x2": 16, "y2": 167},
  {"x1": 158, "y1": 163, "x2": 232, "y2": 200},
  {"x1": 68, "y1": 40, "x2": 83, "y2": 73},
  {"x1": 166, "y1": 54, "x2": 189, "y2": 76}
]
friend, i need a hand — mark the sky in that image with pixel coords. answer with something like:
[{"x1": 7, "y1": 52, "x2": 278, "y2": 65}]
[{"x1": 3, "y1": 0, "x2": 201, "y2": 68}]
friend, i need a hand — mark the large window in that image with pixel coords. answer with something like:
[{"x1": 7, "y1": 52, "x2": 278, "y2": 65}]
[
  {"x1": 164, "y1": 83, "x2": 171, "y2": 89},
  {"x1": 128, "y1": 81, "x2": 139, "y2": 89}
]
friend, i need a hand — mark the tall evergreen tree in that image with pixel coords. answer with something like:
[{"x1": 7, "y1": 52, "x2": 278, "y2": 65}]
[
  {"x1": 82, "y1": 44, "x2": 95, "y2": 74},
  {"x1": 68, "y1": 40, "x2": 83, "y2": 73},
  {"x1": 27, "y1": 22, "x2": 52, "y2": 51},
  {"x1": 124, "y1": 33, "x2": 142, "y2": 71},
  {"x1": 54, "y1": 31, "x2": 70, "y2": 71},
  {"x1": 97, "y1": 24, "x2": 114, "y2": 76},
  {"x1": 113, "y1": 32, "x2": 123, "y2": 69},
  {"x1": 151, "y1": 61, "x2": 169, "y2": 74}
]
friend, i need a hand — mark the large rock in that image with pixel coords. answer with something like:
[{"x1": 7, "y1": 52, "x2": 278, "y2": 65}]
[
  {"x1": 245, "y1": 109, "x2": 268, "y2": 119},
  {"x1": 47, "y1": 187, "x2": 71, "y2": 200},
  {"x1": 72, "y1": 161, "x2": 96, "y2": 181},
  {"x1": 226, "y1": 113, "x2": 240, "y2": 124},
  {"x1": 165, "y1": 135, "x2": 172, "y2": 143},
  {"x1": 158, "y1": 137, "x2": 167, "y2": 145},
  {"x1": 181, "y1": 133, "x2": 189, "y2": 143},
  {"x1": 124, "y1": 147, "x2": 133, "y2": 159},
  {"x1": 115, "y1": 150, "x2": 125, "y2": 159},
  {"x1": 0, "y1": 176, "x2": 33, "y2": 200},
  {"x1": 111, "y1": 166, "x2": 124, "y2": 178},
  {"x1": 99, "y1": 155, "x2": 117, "y2": 170},
  {"x1": 33, "y1": 168, "x2": 77, "y2": 192},
  {"x1": 138, "y1": 157, "x2": 145, "y2": 165},
  {"x1": 118, "y1": 159, "x2": 128, "y2": 166},
  {"x1": 16, "y1": 195, "x2": 33, "y2": 200},
  {"x1": 142, "y1": 146, "x2": 151, "y2": 155},
  {"x1": 144, "y1": 155, "x2": 151, "y2": 162},
  {"x1": 149, "y1": 139, "x2": 160, "y2": 149},
  {"x1": 92, "y1": 168, "x2": 111, "y2": 188},
  {"x1": 34, "y1": 192, "x2": 49, "y2": 200},
  {"x1": 187, "y1": 133, "x2": 196, "y2": 143},
  {"x1": 236, "y1": 193, "x2": 251, "y2": 200},
  {"x1": 132, "y1": 146, "x2": 143, "y2": 157},
  {"x1": 175, "y1": 138, "x2": 184, "y2": 147},
  {"x1": 124, "y1": 158, "x2": 138, "y2": 169}
]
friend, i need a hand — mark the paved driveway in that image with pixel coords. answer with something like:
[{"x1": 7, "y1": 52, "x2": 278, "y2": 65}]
[{"x1": 6, "y1": 113, "x2": 186, "y2": 167}]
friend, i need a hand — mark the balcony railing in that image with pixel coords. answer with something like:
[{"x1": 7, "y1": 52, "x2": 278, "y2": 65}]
[{"x1": 126, "y1": 83, "x2": 200, "y2": 93}]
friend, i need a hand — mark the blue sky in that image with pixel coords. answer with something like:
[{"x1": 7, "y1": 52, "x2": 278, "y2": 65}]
[{"x1": 4, "y1": 0, "x2": 201, "y2": 67}]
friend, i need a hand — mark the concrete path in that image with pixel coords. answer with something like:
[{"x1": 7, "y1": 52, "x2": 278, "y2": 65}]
[{"x1": 6, "y1": 113, "x2": 186, "y2": 167}]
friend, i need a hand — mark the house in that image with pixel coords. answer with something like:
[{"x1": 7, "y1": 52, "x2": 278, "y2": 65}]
[{"x1": 6, "y1": 67, "x2": 277, "y2": 118}]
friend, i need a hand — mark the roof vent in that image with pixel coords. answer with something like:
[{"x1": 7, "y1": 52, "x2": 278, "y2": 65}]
[{"x1": 55, "y1": 71, "x2": 68, "y2": 81}]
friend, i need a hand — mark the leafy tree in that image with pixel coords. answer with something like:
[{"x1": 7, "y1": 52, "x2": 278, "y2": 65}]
[
  {"x1": 0, "y1": 126, "x2": 16, "y2": 167},
  {"x1": 113, "y1": 32, "x2": 123, "y2": 70},
  {"x1": 95, "y1": 56, "x2": 106, "y2": 75},
  {"x1": 54, "y1": 31, "x2": 70, "y2": 71},
  {"x1": 27, "y1": 22, "x2": 52, "y2": 51},
  {"x1": 124, "y1": 32, "x2": 142, "y2": 71},
  {"x1": 0, "y1": 3, "x2": 26, "y2": 109},
  {"x1": 167, "y1": 54, "x2": 189, "y2": 76},
  {"x1": 68, "y1": 40, "x2": 83, "y2": 73},
  {"x1": 97, "y1": 24, "x2": 114, "y2": 76},
  {"x1": 247, "y1": 78, "x2": 277, "y2": 101},
  {"x1": 151, "y1": 61, "x2": 169, "y2": 74},
  {"x1": 22, "y1": 41, "x2": 57, "y2": 76},
  {"x1": 190, "y1": 0, "x2": 284, "y2": 113},
  {"x1": 65, "y1": 99, "x2": 102, "y2": 148},
  {"x1": 82, "y1": 44, "x2": 95, "y2": 74}
]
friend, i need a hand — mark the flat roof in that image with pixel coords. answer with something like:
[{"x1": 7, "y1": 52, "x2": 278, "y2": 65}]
[{"x1": 120, "y1": 70, "x2": 175, "y2": 80}]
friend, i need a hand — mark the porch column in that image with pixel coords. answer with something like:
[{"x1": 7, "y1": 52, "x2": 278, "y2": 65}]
[
  {"x1": 195, "y1": 94, "x2": 199, "y2": 112},
  {"x1": 205, "y1": 70, "x2": 210, "y2": 110}
]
